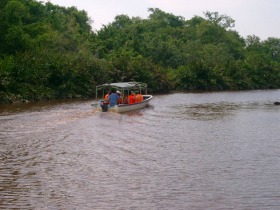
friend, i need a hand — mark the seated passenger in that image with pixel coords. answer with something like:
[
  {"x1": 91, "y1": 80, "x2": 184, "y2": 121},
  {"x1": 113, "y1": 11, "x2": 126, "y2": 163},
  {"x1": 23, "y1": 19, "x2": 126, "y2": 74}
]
[
  {"x1": 104, "y1": 91, "x2": 111, "y2": 100},
  {"x1": 123, "y1": 97, "x2": 129, "y2": 104},
  {"x1": 138, "y1": 92, "x2": 143, "y2": 102},
  {"x1": 135, "y1": 91, "x2": 143, "y2": 103},
  {"x1": 128, "y1": 91, "x2": 135, "y2": 104}
]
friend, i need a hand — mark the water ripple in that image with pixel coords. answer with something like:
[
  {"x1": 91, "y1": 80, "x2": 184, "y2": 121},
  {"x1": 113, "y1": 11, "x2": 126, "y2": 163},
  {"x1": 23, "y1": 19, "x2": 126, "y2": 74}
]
[{"x1": 1, "y1": 90, "x2": 280, "y2": 209}]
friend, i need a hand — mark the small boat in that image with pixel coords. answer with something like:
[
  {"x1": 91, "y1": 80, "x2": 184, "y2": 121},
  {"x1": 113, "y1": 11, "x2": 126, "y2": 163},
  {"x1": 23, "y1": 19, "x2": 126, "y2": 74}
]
[{"x1": 94, "y1": 82, "x2": 153, "y2": 113}]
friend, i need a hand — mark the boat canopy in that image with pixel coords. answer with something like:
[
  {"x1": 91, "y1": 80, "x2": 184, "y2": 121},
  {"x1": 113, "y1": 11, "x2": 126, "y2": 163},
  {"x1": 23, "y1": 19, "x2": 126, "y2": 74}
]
[{"x1": 95, "y1": 82, "x2": 148, "y2": 99}]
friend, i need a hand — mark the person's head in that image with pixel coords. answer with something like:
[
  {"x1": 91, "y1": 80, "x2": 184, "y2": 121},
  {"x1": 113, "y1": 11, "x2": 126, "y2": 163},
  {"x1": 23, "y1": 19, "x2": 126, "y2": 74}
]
[
  {"x1": 130, "y1": 91, "x2": 134, "y2": 95},
  {"x1": 116, "y1": 90, "x2": 121, "y2": 96},
  {"x1": 111, "y1": 88, "x2": 116, "y2": 93}
]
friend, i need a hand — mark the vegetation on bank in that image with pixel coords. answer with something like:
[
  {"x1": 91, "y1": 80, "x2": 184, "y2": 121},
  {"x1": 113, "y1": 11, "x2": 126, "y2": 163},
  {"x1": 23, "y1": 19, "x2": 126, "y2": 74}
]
[{"x1": 0, "y1": 0, "x2": 279, "y2": 103}]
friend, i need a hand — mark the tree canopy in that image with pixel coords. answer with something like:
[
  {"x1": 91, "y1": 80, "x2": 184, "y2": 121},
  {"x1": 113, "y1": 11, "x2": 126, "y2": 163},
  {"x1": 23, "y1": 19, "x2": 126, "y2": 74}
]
[{"x1": 0, "y1": 0, "x2": 279, "y2": 103}]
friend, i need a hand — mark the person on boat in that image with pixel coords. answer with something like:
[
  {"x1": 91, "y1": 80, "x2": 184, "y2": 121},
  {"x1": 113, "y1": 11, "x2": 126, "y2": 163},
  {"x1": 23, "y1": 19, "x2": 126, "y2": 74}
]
[
  {"x1": 104, "y1": 91, "x2": 111, "y2": 100},
  {"x1": 108, "y1": 89, "x2": 120, "y2": 107},
  {"x1": 123, "y1": 97, "x2": 129, "y2": 104},
  {"x1": 135, "y1": 91, "x2": 143, "y2": 103},
  {"x1": 128, "y1": 91, "x2": 135, "y2": 104},
  {"x1": 139, "y1": 92, "x2": 143, "y2": 102},
  {"x1": 116, "y1": 90, "x2": 122, "y2": 104}
]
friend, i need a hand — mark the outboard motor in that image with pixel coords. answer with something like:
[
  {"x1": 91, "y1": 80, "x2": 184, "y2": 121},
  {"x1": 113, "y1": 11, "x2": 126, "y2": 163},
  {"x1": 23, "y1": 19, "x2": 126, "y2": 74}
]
[{"x1": 100, "y1": 100, "x2": 109, "y2": 112}]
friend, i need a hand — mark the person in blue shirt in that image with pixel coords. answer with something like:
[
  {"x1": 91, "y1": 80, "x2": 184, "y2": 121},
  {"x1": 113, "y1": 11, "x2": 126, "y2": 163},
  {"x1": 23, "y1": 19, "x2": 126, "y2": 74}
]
[{"x1": 108, "y1": 89, "x2": 120, "y2": 107}]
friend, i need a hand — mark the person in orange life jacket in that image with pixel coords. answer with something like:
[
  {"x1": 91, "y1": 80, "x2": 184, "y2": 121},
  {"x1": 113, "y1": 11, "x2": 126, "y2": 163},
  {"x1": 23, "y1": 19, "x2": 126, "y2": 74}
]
[
  {"x1": 128, "y1": 91, "x2": 135, "y2": 104},
  {"x1": 134, "y1": 91, "x2": 139, "y2": 103},
  {"x1": 108, "y1": 89, "x2": 120, "y2": 107},
  {"x1": 104, "y1": 91, "x2": 111, "y2": 100},
  {"x1": 139, "y1": 93, "x2": 143, "y2": 102},
  {"x1": 135, "y1": 91, "x2": 143, "y2": 103}
]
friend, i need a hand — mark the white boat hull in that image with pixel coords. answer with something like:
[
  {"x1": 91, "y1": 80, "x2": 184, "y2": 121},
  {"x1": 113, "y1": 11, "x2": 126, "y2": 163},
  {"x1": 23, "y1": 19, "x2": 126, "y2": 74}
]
[{"x1": 116, "y1": 95, "x2": 153, "y2": 113}]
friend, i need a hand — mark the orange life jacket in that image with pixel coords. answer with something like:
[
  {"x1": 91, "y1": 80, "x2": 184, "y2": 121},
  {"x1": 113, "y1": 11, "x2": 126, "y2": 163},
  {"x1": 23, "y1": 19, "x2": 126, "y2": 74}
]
[
  {"x1": 135, "y1": 94, "x2": 139, "y2": 103},
  {"x1": 128, "y1": 94, "x2": 135, "y2": 104},
  {"x1": 104, "y1": 94, "x2": 109, "y2": 100},
  {"x1": 138, "y1": 94, "x2": 143, "y2": 102}
]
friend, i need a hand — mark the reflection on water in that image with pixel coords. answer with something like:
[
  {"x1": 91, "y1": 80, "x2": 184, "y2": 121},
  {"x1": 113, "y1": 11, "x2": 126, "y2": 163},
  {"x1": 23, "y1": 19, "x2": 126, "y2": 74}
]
[{"x1": 0, "y1": 90, "x2": 280, "y2": 209}]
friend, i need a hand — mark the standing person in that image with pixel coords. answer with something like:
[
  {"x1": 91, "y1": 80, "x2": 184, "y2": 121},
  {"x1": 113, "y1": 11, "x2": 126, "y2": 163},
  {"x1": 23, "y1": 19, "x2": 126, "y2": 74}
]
[
  {"x1": 128, "y1": 91, "x2": 135, "y2": 104},
  {"x1": 116, "y1": 90, "x2": 122, "y2": 104},
  {"x1": 108, "y1": 89, "x2": 120, "y2": 107}
]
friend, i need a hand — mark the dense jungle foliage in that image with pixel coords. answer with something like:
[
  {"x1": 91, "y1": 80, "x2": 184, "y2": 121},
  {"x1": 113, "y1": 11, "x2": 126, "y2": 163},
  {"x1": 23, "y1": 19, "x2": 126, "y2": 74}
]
[{"x1": 0, "y1": 0, "x2": 280, "y2": 103}]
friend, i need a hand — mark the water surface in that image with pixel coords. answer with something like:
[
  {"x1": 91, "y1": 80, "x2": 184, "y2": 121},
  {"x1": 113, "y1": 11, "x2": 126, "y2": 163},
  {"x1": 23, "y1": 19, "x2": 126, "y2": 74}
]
[{"x1": 1, "y1": 90, "x2": 280, "y2": 209}]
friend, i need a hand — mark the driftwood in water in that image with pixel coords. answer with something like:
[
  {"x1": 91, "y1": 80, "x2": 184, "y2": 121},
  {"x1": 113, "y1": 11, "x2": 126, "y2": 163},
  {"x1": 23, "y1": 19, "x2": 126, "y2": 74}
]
[{"x1": 274, "y1": 102, "x2": 280, "y2": 105}]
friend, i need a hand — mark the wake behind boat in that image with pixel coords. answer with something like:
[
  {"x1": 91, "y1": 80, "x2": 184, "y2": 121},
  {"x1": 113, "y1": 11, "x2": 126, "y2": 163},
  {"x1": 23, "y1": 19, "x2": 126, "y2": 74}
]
[{"x1": 93, "y1": 82, "x2": 153, "y2": 113}]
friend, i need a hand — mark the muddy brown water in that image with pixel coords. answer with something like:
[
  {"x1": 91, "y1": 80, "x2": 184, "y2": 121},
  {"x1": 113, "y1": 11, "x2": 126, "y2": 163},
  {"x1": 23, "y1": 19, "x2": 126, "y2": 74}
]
[{"x1": 1, "y1": 90, "x2": 280, "y2": 209}]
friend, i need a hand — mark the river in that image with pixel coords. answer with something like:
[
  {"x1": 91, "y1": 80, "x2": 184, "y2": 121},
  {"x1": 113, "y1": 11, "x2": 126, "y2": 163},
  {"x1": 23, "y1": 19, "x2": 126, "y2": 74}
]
[{"x1": 0, "y1": 90, "x2": 280, "y2": 209}]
